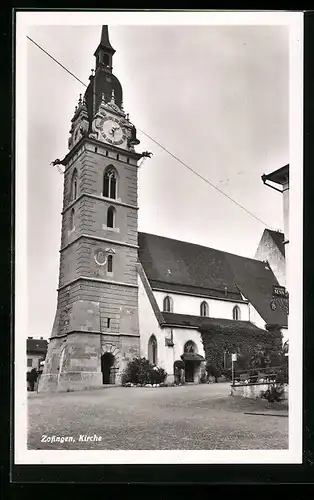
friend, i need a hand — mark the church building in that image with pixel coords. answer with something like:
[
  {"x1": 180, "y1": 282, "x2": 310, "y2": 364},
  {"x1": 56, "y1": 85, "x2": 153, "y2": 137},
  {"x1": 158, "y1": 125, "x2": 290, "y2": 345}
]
[{"x1": 38, "y1": 26, "x2": 287, "y2": 392}]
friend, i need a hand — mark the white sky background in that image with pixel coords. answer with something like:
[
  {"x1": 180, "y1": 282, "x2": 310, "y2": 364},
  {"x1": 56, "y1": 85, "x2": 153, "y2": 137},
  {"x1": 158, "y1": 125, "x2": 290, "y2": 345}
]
[{"x1": 26, "y1": 23, "x2": 289, "y2": 340}]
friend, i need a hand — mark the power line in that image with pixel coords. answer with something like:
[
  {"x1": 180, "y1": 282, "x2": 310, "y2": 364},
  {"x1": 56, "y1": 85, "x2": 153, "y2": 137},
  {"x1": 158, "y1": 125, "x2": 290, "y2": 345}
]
[
  {"x1": 139, "y1": 131, "x2": 273, "y2": 229},
  {"x1": 27, "y1": 35, "x2": 274, "y2": 230},
  {"x1": 27, "y1": 36, "x2": 88, "y2": 89}
]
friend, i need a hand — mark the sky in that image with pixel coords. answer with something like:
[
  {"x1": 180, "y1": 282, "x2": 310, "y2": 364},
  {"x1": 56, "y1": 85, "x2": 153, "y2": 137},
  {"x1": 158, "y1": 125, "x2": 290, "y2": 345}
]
[{"x1": 24, "y1": 22, "x2": 289, "y2": 339}]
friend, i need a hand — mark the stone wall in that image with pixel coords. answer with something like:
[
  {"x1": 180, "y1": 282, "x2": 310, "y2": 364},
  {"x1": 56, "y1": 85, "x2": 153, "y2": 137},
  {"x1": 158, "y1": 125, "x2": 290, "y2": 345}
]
[{"x1": 231, "y1": 382, "x2": 288, "y2": 400}]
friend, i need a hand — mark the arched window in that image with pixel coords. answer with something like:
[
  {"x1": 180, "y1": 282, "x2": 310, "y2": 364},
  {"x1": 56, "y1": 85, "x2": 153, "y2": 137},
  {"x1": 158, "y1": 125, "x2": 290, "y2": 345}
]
[
  {"x1": 70, "y1": 208, "x2": 75, "y2": 230},
  {"x1": 163, "y1": 296, "x2": 173, "y2": 313},
  {"x1": 71, "y1": 169, "x2": 78, "y2": 201},
  {"x1": 107, "y1": 206, "x2": 115, "y2": 228},
  {"x1": 103, "y1": 166, "x2": 117, "y2": 199},
  {"x1": 233, "y1": 306, "x2": 241, "y2": 320},
  {"x1": 148, "y1": 335, "x2": 157, "y2": 365},
  {"x1": 200, "y1": 301, "x2": 209, "y2": 317},
  {"x1": 107, "y1": 254, "x2": 113, "y2": 273},
  {"x1": 184, "y1": 341, "x2": 197, "y2": 354}
]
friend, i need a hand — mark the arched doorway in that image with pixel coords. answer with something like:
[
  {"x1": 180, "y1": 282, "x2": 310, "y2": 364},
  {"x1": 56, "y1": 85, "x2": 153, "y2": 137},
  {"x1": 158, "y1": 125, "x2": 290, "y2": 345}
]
[
  {"x1": 183, "y1": 341, "x2": 197, "y2": 383},
  {"x1": 101, "y1": 352, "x2": 115, "y2": 384}
]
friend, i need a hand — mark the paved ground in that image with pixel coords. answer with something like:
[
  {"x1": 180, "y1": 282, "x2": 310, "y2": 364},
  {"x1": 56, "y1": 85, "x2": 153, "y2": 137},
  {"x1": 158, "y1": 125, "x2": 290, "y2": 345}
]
[{"x1": 28, "y1": 383, "x2": 288, "y2": 450}]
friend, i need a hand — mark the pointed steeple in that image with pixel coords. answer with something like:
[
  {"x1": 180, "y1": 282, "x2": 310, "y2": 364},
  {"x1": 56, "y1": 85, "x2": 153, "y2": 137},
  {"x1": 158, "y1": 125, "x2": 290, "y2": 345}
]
[
  {"x1": 100, "y1": 25, "x2": 115, "y2": 54},
  {"x1": 94, "y1": 25, "x2": 115, "y2": 72},
  {"x1": 84, "y1": 25, "x2": 123, "y2": 123}
]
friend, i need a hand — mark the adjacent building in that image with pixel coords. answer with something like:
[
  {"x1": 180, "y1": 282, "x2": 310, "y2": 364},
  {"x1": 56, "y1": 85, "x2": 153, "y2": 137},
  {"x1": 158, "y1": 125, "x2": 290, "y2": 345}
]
[
  {"x1": 138, "y1": 232, "x2": 286, "y2": 383},
  {"x1": 27, "y1": 337, "x2": 48, "y2": 371},
  {"x1": 260, "y1": 164, "x2": 289, "y2": 344},
  {"x1": 261, "y1": 164, "x2": 289, "y2": 289},
  {"x1": 255, "y1": 229, "x2": 285, "y2": 287}
]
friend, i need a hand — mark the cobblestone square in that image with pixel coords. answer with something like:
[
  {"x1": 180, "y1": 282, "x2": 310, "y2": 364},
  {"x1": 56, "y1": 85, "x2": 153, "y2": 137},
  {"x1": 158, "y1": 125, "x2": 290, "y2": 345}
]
[{"x1": 28, "y1": 383, "x2": 288, "y2": 450}]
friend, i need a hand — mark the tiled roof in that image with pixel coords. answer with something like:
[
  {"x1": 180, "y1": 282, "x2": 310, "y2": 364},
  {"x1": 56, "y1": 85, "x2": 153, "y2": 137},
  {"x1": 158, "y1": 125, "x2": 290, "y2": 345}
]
[
  {"x1": 161, "y1": 312, "x2": 267, "y2": 333},
  {"x1": 26, "y1": 338, "x2": 48, "y2": 354},
  {"x1": 224, "y1": 252, "x2": 287, "y2": 327},
  {"x1": 148, "y1": 279, "x2": 247, "y2": 301},
  {"x1": 138, "y1": 232, "x2": 287, "y2": 327}
]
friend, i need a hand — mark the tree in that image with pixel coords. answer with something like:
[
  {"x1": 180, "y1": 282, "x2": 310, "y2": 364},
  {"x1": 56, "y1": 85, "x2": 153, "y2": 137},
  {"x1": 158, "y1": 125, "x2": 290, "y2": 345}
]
[{"x1": 27, "y1": 368, "x2": 38, "y2": 391}]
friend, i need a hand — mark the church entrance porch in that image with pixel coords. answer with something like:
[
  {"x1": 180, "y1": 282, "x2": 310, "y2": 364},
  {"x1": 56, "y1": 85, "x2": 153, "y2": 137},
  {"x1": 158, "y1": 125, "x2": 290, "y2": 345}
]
[
  {"x1": 181, "y1": 340, "x2": 205, "y2": 384},
  {"x1": 101, "y1": 352, "x2": 115, "y2": 384}
]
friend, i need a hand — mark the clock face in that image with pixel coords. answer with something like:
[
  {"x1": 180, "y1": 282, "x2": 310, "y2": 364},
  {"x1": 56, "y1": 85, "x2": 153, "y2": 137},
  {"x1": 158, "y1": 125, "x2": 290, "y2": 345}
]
[{"x1": 100, "y1": 117, "x2": 126, "y2": 146}]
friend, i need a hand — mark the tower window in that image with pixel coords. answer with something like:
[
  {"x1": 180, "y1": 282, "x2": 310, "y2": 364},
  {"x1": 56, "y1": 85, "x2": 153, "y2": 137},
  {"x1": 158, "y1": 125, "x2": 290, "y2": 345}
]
[
  {"x1": 70, "y1": 208, "x2": 75, "y2": 230},
  {"x1": 107, "y1": 254, "x2": 113, "y2": 273},
  {"x1": 71, "y1": 169, "x2": 78, "y2": 201},
  {"x1": 148, "y1": 335, "x2": 157, "y2": 365},
  {"x1": 117, "y1": 154, "x2": 119, "y2": 161},
  {"x1": 233, "y1": 306, "x2": 241, "y2": 320},
  {"x1": 107, "y1": 206, "x2": 115, "y2": 228},
  {"x1": 163, "y1": 296, "x2": 173, "y2": 313},
  {"x1": 107, "y1": 318, "x2": 111, "y2": 328},
  {"x1": 200, "y1": 301, "x2": 209, "y2": 317},
  {"x1": 102, "y1": 53, "x2": 109, "y2": 66},
  {"x1": 103, "y1": 166, "x2": 117, "y2": 199}
]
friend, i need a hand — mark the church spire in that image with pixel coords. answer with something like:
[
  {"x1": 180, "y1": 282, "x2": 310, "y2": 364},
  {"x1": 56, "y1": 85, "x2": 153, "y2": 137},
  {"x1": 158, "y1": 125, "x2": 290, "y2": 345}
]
[
  {"x1": 84, "y1": 26, "x2": 123, "y2": 123},
  {"x1": 94, "y1": 25, "x2": 115, "y2": 72},
  {"x1": 100, "y1": 25, "x2": 115, "y2": 54}
]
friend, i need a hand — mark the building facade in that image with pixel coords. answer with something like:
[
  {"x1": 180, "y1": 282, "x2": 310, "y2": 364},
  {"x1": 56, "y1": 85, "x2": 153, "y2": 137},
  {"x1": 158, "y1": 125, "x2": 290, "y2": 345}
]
[
  {"x1": 27, "y1": 337, "x2": 48, "y2": 371},
  {"x1": 38, "y1": 26, "x2": 287, "y2": 392},
  {"x1": 255, "y1": 229, "x2": 286, "y2": 287},
  {"x1": 261, "y1": 165, "x2": 289, "y2": 345},
  {"x1": 38, "y1": 27, "x2": 144, "y2": 392},
  {"x1": 261, "y1": 165, "x2": 289, "y2": 289},
  {"x1": 138, "y1": 232, "x2": 286, "y2": 383}
]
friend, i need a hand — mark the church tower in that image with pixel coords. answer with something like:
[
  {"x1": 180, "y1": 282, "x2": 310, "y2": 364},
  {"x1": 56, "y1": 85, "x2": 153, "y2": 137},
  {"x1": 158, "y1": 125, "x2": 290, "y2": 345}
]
[{"x1": 38, "y1": 26, "x2": 143, "y2": 392}]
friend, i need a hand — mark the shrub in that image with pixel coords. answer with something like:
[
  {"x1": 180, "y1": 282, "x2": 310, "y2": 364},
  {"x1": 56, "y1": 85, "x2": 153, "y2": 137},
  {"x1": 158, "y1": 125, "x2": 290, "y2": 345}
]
[
  {"x1": 206, "y1": 362, "x2": 221, "y2": 382},
  {"x1": 261, "y1": 384, "x2": 285, "y2": 403},
  {"x1": 121, "y1": 357, "x2": 167, "y2": 386},
  {"x1": 150, "y1": 366, "x2": 167, "y2": 384}
]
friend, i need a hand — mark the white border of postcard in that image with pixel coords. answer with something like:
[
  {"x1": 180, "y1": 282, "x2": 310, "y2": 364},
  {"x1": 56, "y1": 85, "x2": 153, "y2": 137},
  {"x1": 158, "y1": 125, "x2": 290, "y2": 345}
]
[{"x1": 15, "y1": 10, "x2": 303, "y2": 465}]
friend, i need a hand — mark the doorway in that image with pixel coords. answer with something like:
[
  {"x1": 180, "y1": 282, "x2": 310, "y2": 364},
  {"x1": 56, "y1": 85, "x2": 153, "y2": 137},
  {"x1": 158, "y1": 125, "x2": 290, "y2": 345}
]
[
  {"x1": 101, "y1": 352, "x2": 115, "y2": 384},
  {"x1": 185, "y1": 361, "x2": 194, "y2": 383}
]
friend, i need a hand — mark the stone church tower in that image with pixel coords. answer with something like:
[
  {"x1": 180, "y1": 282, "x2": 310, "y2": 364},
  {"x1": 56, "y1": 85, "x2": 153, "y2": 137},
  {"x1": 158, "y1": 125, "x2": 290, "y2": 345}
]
[{"x1": 38, "y1": 26, "x2": 143, "y2": 392}]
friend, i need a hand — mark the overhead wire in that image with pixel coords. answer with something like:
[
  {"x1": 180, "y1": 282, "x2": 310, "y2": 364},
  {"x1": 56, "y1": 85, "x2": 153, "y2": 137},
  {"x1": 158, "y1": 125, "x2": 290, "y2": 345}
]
[{"x1": 27, "y1": 35, "x2": 275, "y2": 230}]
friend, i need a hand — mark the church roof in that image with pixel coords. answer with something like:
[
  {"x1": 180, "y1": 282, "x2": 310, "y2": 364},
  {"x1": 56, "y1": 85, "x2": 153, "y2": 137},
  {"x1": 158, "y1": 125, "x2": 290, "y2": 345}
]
[
  {"x1": 161, "y1": 312, "x2": 267, "y2": 333},
  {"x1": 138, "y1": 232, "x2": 288, "y2": 327}
]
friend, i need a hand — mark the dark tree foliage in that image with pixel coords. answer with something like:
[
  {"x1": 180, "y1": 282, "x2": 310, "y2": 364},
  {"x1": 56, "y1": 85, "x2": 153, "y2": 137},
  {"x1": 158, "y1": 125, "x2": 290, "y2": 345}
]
[
  {"x1": 121, "y1": 357, "x2": 167, "y2": 386},
  {"x1": 200, "y1": 324, "x2": 283, "y2": 379}
]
